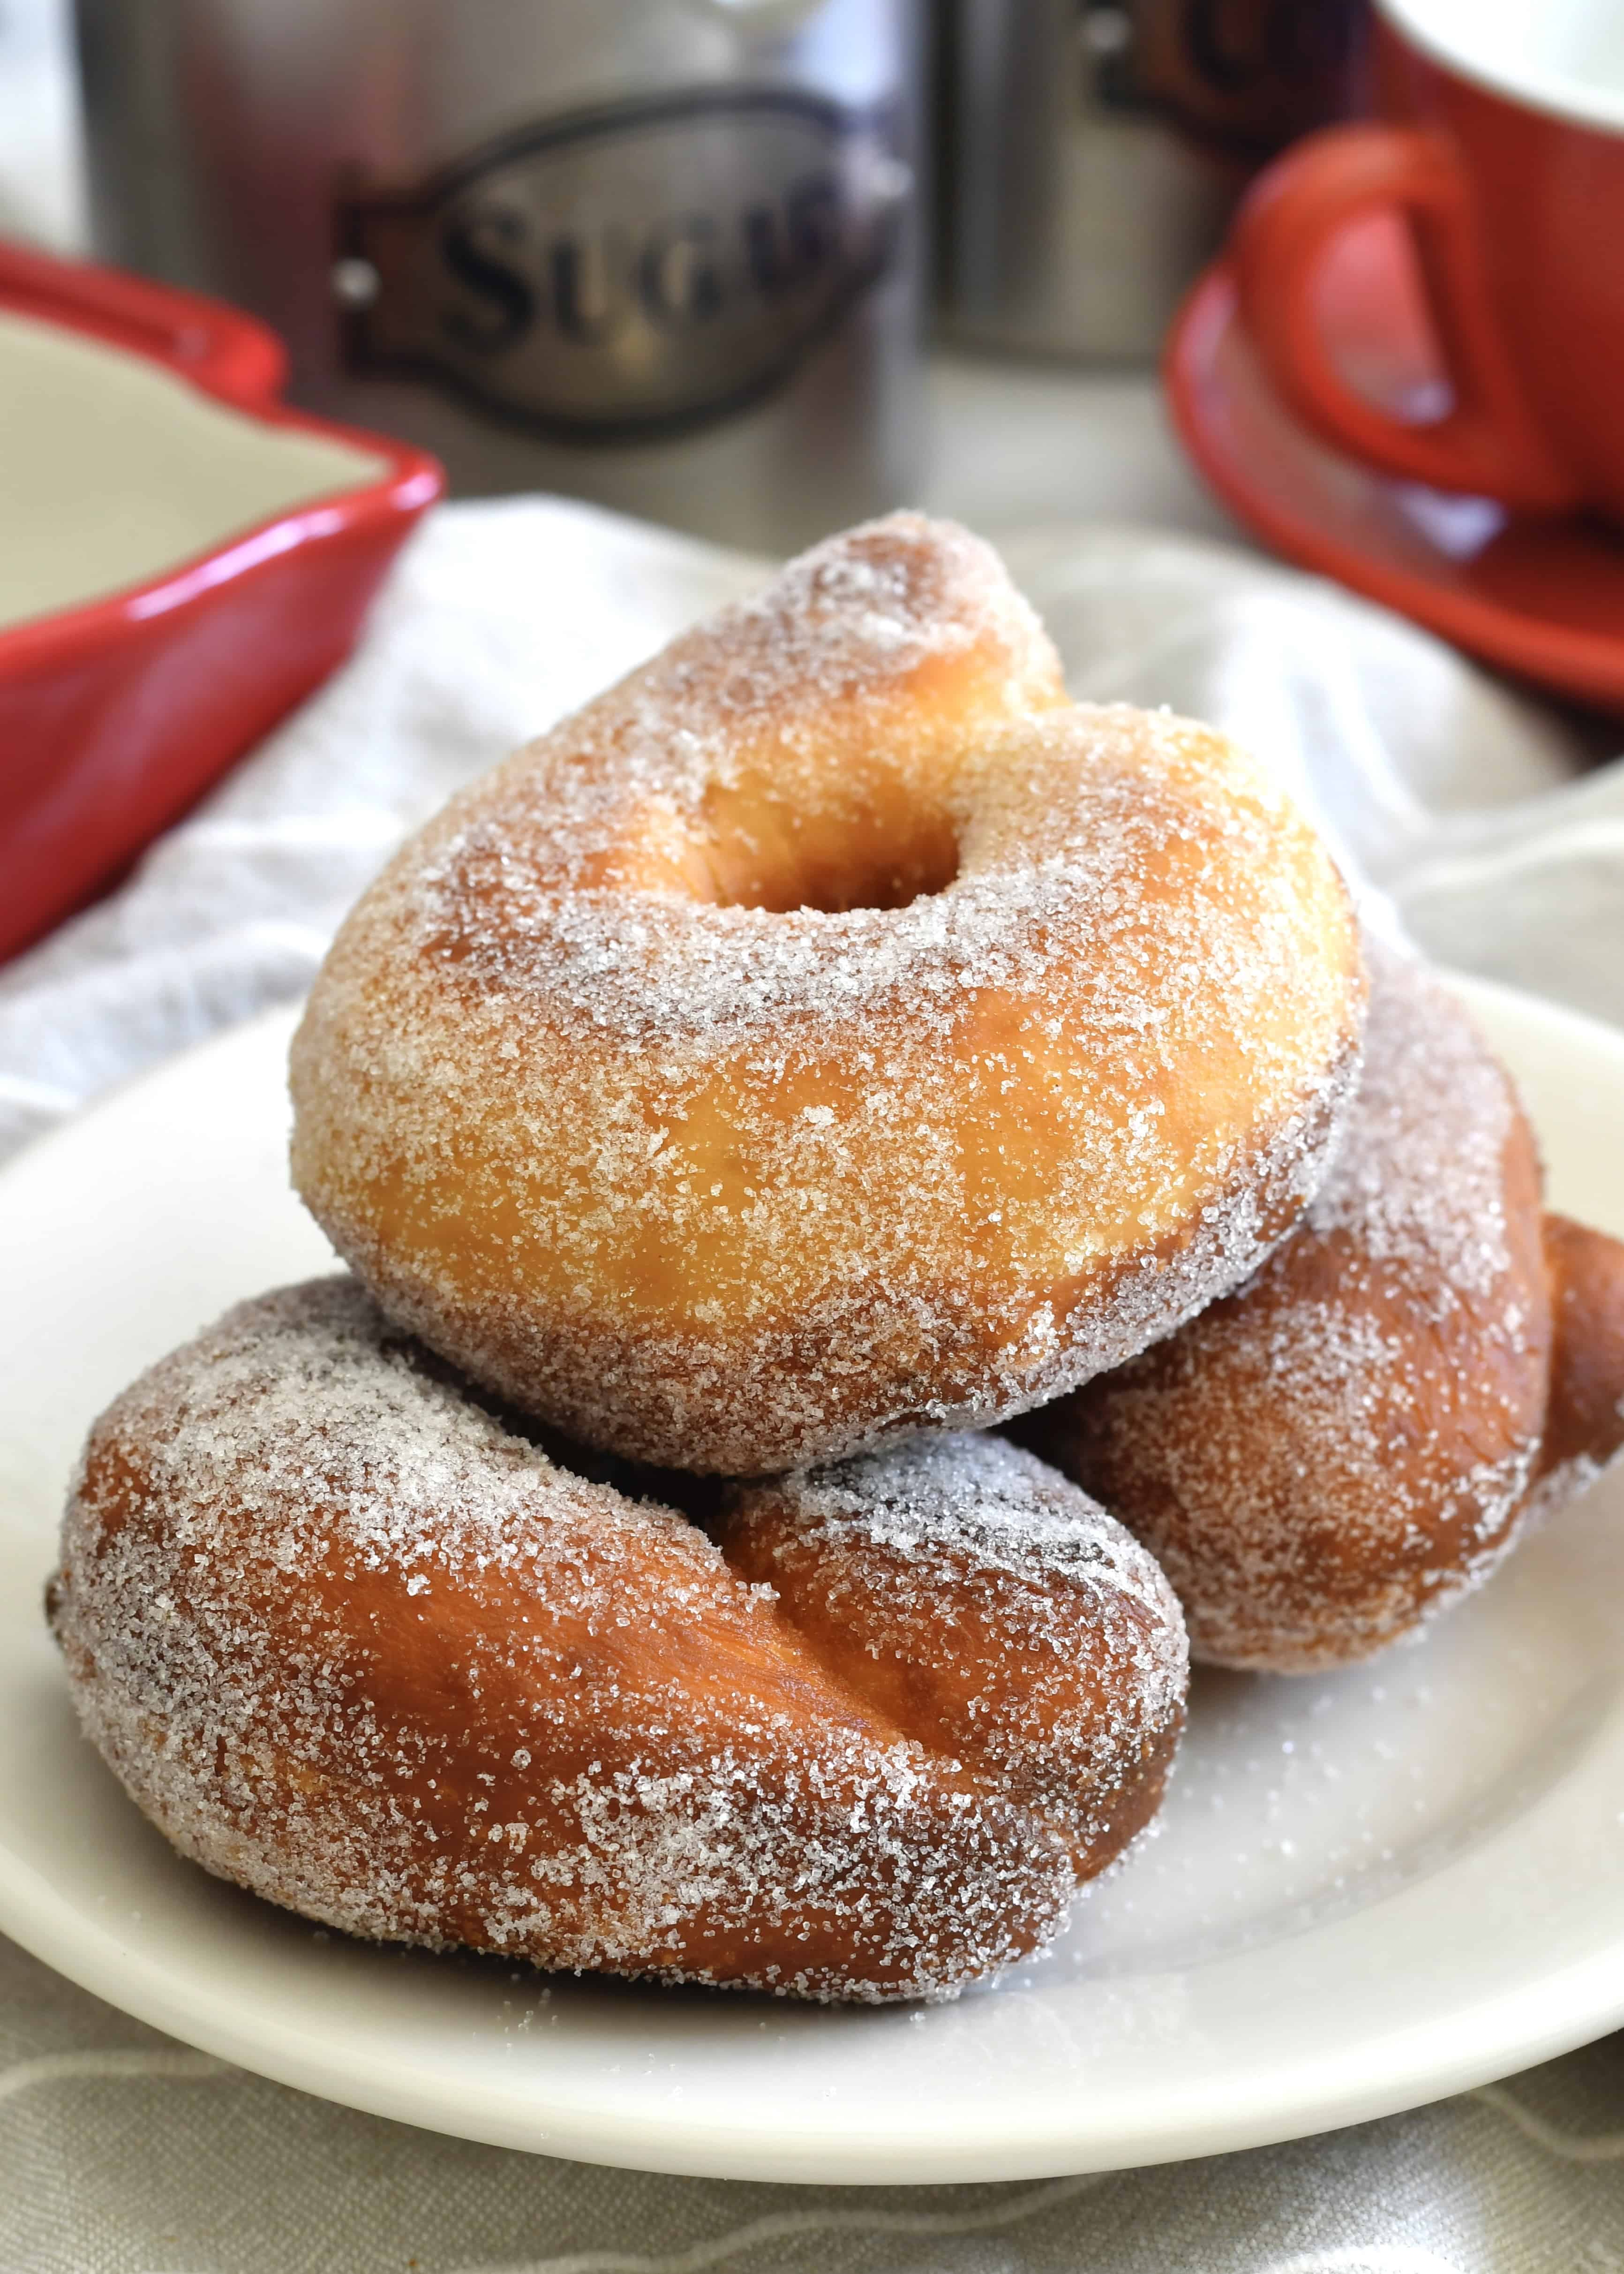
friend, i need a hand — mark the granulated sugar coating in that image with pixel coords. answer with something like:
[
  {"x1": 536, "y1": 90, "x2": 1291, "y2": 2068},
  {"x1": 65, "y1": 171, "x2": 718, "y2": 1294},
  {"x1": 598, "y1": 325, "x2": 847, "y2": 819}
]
[
  {"x1": 290, "y1": 512, "x2": 1364, "y2": 1474},
  {"x1": 1526, "y1": 1210, "x2": 1624, "y2": 1520},
  {"x1": 1030, "y1": 941, "x2": 1554, "y2": 1672},
  {"x1": 724, "y1": 1434, "x2": 1187, "y2": 1879},
  {"x1": 50, "y1": 1278, "x2": 1189, "y2": 2001}
]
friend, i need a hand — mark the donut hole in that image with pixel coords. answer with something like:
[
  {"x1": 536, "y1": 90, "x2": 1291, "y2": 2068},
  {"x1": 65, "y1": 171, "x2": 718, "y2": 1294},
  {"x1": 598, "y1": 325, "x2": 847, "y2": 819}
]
[{"x1": 697, "y1": 780, "x2": 961, "y2": 914}]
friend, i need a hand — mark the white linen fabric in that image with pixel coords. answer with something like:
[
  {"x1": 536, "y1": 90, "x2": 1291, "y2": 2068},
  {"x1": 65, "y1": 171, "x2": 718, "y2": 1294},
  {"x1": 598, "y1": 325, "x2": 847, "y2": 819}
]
[
  {"x1": 5, "y1": 499, "x2": 1618, "y2": 1159},
  {"x1": 4, "y1": 496, "x2": 1624, "y2": 2272}
]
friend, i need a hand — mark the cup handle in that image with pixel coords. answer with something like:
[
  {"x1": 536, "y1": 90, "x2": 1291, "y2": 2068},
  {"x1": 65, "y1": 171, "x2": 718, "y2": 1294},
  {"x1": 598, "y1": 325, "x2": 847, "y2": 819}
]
[{"x1": 1232, "y1": 123, "x2": 1579, "y2": 512}]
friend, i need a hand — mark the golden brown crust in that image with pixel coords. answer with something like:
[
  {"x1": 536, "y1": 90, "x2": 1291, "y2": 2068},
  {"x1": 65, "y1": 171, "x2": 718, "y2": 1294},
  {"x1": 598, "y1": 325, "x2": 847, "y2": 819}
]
[
  {"x1": 720, "y1": 1437, "x2": 1186, "y2": 1884},
  {"x1": 1534, "y1": 1213, "x2": 1624, "y2": 1492},
  {"x1": 49, "y1": 1280, "x2": 1188, "y2": 2002},
  {"x1": 289, "y1": 513, "x2": 1364, "y2": 1473},
  {"x1": 1026, "y1": 943, "x2": 1554, "y2": 1672}
]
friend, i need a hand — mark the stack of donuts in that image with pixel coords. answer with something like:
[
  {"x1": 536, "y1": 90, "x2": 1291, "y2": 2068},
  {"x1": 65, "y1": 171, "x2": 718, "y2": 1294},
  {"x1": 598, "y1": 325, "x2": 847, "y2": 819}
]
[{"x1": 50, "y1": 515, "x2": 1624, "y2": 2003}]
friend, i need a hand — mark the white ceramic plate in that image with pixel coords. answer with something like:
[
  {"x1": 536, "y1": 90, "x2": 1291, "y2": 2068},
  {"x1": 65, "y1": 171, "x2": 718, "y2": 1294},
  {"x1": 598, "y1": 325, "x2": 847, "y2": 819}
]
[{"x1": 2, "y1": 978, "x2": 1623, "y2": 2184}]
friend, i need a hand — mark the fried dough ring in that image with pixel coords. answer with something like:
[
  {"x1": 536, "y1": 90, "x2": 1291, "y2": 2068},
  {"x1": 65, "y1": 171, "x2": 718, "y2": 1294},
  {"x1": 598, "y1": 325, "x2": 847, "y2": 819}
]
[
  {"x1": 1528, "y1": 1211, "x2": 1624, "y2": 1516},
  {"x1": 50, "y1": 1279, "x2": 1187, "y2": 2002},
  {"x1": 1027, "y1": 941, "x2": 1624, "y2": 1672},
  {"x1": 289, "y1": 513, "x2": 1363, "y2": 1473}
]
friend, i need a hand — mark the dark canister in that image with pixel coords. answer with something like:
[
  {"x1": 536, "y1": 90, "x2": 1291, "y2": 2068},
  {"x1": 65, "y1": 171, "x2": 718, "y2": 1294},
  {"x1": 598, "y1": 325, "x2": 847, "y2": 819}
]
[{"x1": 76, "y1": 0, "x2": 924, "y2": 551}]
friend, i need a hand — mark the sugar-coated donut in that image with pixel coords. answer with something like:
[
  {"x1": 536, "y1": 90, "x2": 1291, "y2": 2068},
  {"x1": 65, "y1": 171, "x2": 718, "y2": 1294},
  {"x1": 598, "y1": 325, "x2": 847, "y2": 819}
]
[
  {"x1": 1027, "y1": 940, "x2": 1580, "y2": 1673},
  {"x1": 49, "y1": 1278, "x2": 1188, "y2": 2002},
  {"x1": 717, "y1": 1438, "x2": 1186, "y2": 1881},
  {"x1": 1527, "y1": 1211, "x2": 1624, "y2": 1518},
  {"x1": 289, "y1": 512, "x2": 1364, "y2": 1474}
]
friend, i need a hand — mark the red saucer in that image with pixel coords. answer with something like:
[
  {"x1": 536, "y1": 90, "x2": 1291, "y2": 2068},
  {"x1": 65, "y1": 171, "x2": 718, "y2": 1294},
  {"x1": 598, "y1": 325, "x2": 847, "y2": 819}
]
[{"x1": 1164, "y1": 217, "x2": 1624, "y2": 716}]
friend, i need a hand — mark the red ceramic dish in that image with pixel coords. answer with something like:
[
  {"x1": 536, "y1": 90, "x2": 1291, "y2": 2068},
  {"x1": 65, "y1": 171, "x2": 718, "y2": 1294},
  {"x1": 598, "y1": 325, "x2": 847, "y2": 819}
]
[
  {"x1": 0, "y1": 240, "x2": 443, "y2": 964},
  {"x1": 1163, "y1": 228, "x2": 1624, "y2": 717}
]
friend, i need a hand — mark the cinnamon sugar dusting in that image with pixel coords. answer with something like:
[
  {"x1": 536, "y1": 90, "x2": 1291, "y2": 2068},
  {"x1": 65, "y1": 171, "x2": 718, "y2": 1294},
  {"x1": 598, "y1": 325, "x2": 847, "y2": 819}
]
[
  {"x1": 728, "y1": 1433, "x2": 1187, "y2": 1871},
  {"x1": 51, "y1": 1279, "x2": 1187, "y2": 2001},
  {"x1": 289, "y1": 512, "x2": 1363, "y2": 1473},
  {"x1": 1035, "y1": 941, "x2": 1550, "y2": 1671}
]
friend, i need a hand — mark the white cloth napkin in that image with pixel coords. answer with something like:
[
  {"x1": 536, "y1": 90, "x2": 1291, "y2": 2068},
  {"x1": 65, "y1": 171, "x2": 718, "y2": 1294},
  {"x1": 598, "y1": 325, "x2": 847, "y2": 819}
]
[
  {"x1": 3, "y1": 499, "x2": 1617, "y2": 1160},
  {"x1": 5, "y1": 496, "x2": 1624, "y2": 2273}
]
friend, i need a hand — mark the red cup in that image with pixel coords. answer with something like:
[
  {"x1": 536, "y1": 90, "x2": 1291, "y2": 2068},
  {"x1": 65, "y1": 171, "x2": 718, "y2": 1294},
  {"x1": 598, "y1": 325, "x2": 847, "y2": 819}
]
[{"x1": 1229, "y1": 0, "x2": 1624, "y2": 520}]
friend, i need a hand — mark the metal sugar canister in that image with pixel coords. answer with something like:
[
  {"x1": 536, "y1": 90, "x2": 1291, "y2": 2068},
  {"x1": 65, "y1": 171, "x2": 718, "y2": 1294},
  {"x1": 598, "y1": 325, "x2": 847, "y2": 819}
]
[
  {"x1": 939, "y1": 0, "x2": 1368, "y2": 364},
  {"x1": 75, "y1": 0, "x2": 924, "y2": 552}
]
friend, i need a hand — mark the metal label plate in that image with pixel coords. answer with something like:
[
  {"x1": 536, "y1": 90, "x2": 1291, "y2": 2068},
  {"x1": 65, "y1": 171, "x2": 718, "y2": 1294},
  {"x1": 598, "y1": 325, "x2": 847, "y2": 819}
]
[{"x1": 338, "y1": 86, "x2": 905, "y2": 443}]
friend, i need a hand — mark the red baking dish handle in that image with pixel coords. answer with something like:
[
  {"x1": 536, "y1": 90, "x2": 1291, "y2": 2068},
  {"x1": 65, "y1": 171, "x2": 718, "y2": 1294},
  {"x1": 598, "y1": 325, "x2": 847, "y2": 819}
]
[{"x1": 0, "y1": 234, "x2": 287, "y2": 405}]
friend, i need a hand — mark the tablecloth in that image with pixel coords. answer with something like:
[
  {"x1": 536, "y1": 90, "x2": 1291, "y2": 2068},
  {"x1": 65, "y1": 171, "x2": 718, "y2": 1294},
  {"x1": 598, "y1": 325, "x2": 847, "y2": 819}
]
[{"x1": 4, "y1": 496, "x2": 1624, "y2": 2273}]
